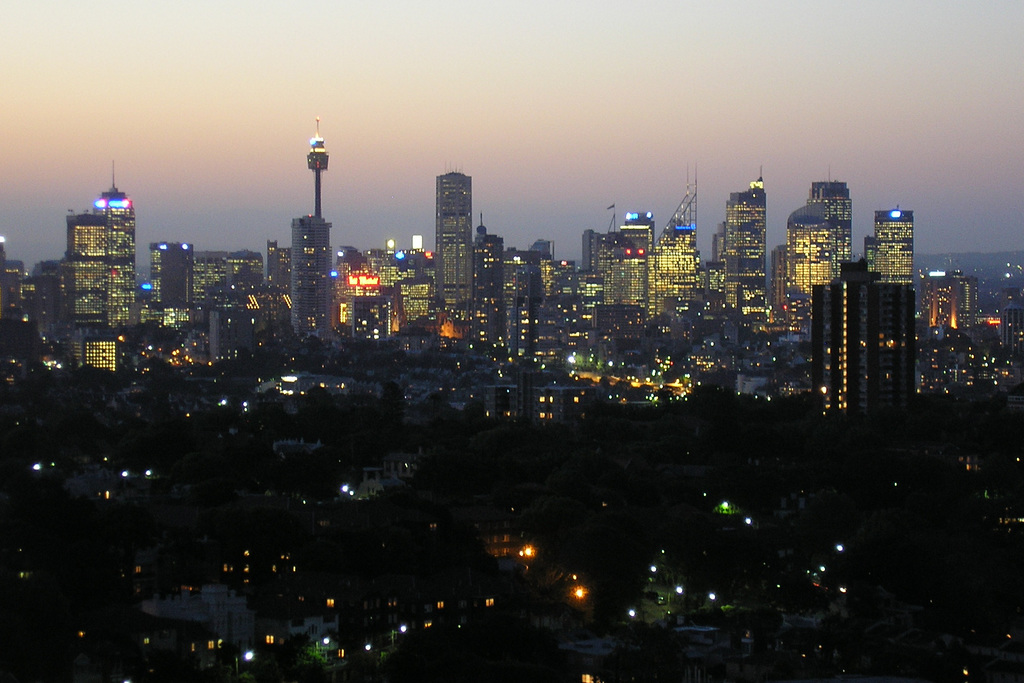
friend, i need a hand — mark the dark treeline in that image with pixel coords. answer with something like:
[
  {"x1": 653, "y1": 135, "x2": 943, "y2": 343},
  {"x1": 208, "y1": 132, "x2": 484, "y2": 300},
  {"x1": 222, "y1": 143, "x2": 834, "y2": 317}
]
[{"x1": 2, "y1": 367, "x2": 1024, "y2": 681}]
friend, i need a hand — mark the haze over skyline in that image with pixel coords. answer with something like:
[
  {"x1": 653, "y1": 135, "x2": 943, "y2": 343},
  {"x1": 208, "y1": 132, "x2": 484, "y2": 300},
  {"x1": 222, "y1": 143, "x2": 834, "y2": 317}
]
[{"x1": 3, "y1": 1, "x2": 1022, "y2": 270}]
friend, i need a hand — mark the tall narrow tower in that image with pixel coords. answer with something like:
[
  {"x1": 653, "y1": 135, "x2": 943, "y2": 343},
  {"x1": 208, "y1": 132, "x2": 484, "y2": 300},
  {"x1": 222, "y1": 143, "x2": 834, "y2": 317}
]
[
  {"x1": 308, "y1": 117, "x2": 329, "y2": 219},
  {"x1": 291, "y1": 120, "x2": 333, "y2": 336},
  {"x1": 435, "y1": 172, "x2": 473, "y2": 317},
  {"x1": 724, "y1": 176, "x2": 767, "y2": 325}
]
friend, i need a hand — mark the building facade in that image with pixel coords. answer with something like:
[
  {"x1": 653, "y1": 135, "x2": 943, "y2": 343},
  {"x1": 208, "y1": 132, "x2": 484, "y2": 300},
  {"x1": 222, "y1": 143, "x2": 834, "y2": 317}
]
[
  {"x1": 866, "y1": 208, "x2": 914, "y2": 285},
  {"x1": 64, "y1": 185, "x2": 136, "y2": 328},
  {"x1": 724, "y1": 177, "x2": 766, "y2": 325},
  {"x1": 807, "y1": 180, "x2": 852, "y2": 277},
  {"x1": 435, "y1": 172, "x2": 473, "y2": 317},
  {"x1": 472, "y1": 223, "x2": 505, "y2": 349},
  {"x1": 812, "y1": 260, "x2": 916, "y2": 414}
]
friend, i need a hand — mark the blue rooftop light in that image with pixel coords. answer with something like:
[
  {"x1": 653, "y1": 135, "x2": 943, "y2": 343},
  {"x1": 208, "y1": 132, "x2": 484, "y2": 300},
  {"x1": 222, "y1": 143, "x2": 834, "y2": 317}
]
[
  {"x1": 330, "y1": 270, "x2": 339, "y2": 278},
  {"x1": 141, "y1": 282, "x2": 153, "y2": 291},
  {"x1": 395, "y1": 250, "x2": 406, "y2": 260},
  {"x1": 890, "y1": 209, "x2": 902, "y2": 219}
]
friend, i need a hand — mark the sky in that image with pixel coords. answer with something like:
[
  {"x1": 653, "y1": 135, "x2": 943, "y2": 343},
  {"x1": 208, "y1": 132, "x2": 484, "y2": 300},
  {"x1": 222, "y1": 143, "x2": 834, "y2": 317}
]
[{"x1": 3, "y1": 1, "x2": 1023, "y2": 271}]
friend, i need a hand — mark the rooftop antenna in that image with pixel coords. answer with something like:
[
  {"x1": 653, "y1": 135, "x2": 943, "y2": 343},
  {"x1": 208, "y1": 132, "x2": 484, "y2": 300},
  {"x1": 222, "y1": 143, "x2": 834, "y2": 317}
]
[{"x1": 111, "y1": 160, "x2": 116, "y2": 190}]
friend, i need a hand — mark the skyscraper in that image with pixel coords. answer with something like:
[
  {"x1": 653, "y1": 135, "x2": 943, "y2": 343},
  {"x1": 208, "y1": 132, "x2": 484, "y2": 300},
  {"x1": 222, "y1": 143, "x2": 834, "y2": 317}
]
[
  {"x1": 651, "y1": 185, "x2": 701, "y2": 316},
  {"x1": 812, "y1": 260, "x2": 915, "y2": 414},
  {"x1": 435, "y1": 172, "x2": 473, "y2": 316},
  {"x1": 596, "y1": 213, "x2": 651, "y2": 312},
  {"x1": 291, "y1": 122, "x2": 332, "y2": 335},
  {"x1": 149, "y1": 242, "x2": 194, "y2": 307},
  {"x1": 723, "y1": 177, "x2": 766, "y2": 324},
  {"x1": 64, "y1": 184, "x2": 136, "y2": 328},
  {"x1": 808, "y1": 180, "x2": 852, "y2": 277},
  {"x1": 867, "y1": 208, "x2": 914, "y2": 285},
  {"x1": 472, "y1": 221, "x2": 505, "y2": 348},
  {"x1": 785, "y1": 202, "x2": 833, "y2": 328}
]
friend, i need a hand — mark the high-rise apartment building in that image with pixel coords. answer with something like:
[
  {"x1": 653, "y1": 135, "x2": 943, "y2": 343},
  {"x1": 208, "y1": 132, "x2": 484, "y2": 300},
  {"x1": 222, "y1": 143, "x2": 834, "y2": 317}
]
[
  {"x1": 866, "y1": 208, "x2": 914, "y2": 285},
  {"x1": 64, "y1": 184, "x2": 136, "y2": 328},
  {"x1": 808, "y1": 181, "x2": 852, "y2": 276},
  {"x1": 149, "y1": 242, "x2": 194, "y2": 307},
  {"x1": 472, "y1": 223, "x2": 505, "y2": 348},
  {"x1": 723, "y1": 177, "x2": 766, "y2": 324},
  {"x1": 435, "y1": 172, "x2": 473, "y2": 316},
  {"x1": 291, "y1": 123, "x2": 332, "y2": 335},
  {"x1": 812, "y1": 260, "x2": 916, "y2": 414}
]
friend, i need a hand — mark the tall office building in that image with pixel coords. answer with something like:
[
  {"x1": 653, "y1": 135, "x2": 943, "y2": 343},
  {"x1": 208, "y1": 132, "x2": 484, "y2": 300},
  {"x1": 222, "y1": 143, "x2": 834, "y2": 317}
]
[
  {"x1": 651, "y1": 186, "x2": 701, "y2": 315},
  {"x1": 812, "y1": 260, "x2": 916, "y2": 414},
  {"x1": 0, "y1": 237, "x2": 19, "y2": 313},
  {"x1": 291, "y1": 122, "x2": 332, "y2": 335},
  {"x1": 785, "y1": 202, "x2": 834, "y2": 328},
  {"x1": 193, "y1": 252, "x2": 229, "y2": 305},
  {"x1": 808, "y1": 181, "x2": 852, "y2": 276},
  {"x1": 866, "y1": 208, "x2": 914, "y2": 285},
  {"x1": 435, "y1": 172, "x2": 473, "y2": 316},
  {"x1": 922, "y1": 270, "x2": 978, "y2": 332},
  {"x1": 64, "y1": 184, "x2": 136, "y2": 328},
  {"x1": 723, "y1": 177, "x2": 767, "y2": 324},
  {"x1": 149, "y1": 242, "x2": 194, "y2": 307},
  {"x1": 769, "y1": 244, "x2": 788, "y2": 324},
  {"x1": 596, "y1": 219, "x2": 649, "y2": 311},
  {"x1": 582, "y1": 229, "x2": 601, "y2": 273},
  {"x1": 266, "y1": 240, "x2": 291, "y2": 293},
  {"x1": 100, "y1": 186, "x2": 136, "y2": 327},
  {"x1": 472, "y1": 222, "x2": 505, "y2": 348}
]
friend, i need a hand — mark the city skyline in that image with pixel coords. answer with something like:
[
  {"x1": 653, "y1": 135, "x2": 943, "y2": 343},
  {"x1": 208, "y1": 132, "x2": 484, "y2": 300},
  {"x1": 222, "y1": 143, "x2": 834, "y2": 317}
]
[{"x1": 3, "y1": 2, "x2": 1022, "y2": 269}]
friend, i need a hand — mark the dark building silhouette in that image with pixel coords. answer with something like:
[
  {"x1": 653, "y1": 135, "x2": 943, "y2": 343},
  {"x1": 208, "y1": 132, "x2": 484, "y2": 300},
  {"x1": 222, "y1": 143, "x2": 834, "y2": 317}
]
[
  {"x1": 472, "y1": 221, "x2": 504, "y2": 349},
  {"x1": 812, "y1": 260, "x2": 915, "y2": 414},
  {"x1": 149, "y1": 242, "x2": 194, "y2": 307}
]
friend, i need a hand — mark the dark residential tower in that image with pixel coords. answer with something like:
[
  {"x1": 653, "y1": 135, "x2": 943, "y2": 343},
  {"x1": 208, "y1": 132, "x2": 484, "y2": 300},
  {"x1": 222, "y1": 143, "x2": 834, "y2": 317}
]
[{"x1": 812, "y1": 260, "x2": 915, "y2": 414}]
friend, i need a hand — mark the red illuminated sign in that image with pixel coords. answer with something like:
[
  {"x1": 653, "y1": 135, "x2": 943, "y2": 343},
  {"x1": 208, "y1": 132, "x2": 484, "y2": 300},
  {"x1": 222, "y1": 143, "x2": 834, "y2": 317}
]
[{"x1": 348, "y1": 274, "x2": 380, "y2": 287}]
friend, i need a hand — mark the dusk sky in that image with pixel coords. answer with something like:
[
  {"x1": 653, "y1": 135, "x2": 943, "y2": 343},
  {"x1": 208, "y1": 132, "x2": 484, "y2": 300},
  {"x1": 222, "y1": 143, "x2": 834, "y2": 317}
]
[{"x1": 3, "y1": 1, "x2": 1023, "y2": 270}]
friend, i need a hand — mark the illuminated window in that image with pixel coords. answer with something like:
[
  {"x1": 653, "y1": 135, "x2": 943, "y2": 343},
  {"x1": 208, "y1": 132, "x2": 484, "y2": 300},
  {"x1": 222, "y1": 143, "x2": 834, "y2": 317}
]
[
  {"x1": 266, "y1": 635, "x2": 275, "y2": 644},
  {"x1": 327, "y1": 598, "x2": 335, "y2": 608},
  {"x1": 436, "y1": 601, "x2": 444, "y2": 610},
  {"x1": 208, "y1": 640, "x2": 215, "y2": 650},
  {"x1": 485, "y1": 598, "x2": 494, "y2": 607}
]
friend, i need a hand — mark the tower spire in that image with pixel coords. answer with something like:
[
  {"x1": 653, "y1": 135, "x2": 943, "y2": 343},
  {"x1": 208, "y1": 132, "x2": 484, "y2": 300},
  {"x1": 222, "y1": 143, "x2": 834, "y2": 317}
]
[{"x1": 307, "y1": 118, "x2": 329, "y2": 219}]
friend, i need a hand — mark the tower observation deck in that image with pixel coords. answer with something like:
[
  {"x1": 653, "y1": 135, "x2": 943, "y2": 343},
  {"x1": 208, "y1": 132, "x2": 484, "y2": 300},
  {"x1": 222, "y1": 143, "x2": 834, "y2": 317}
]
[{"x1": 307, "y1": 117, "x2": 329, "y2": 218}]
